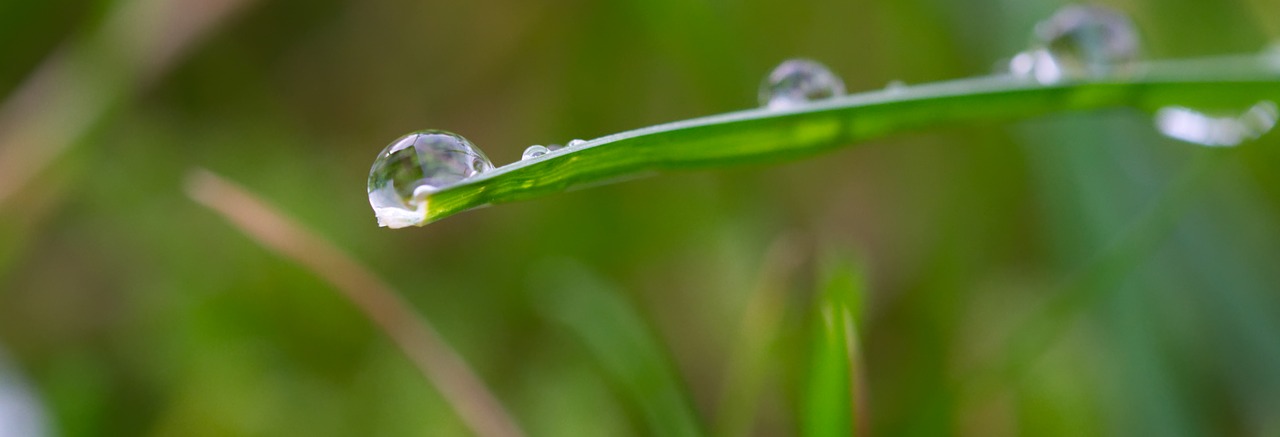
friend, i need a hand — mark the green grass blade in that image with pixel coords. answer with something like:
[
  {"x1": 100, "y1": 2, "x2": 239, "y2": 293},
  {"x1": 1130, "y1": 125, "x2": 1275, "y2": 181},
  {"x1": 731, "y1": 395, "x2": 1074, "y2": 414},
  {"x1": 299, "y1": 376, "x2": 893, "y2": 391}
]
[
  {"x1": 802, "y1": 254, "x2": 866, "y2": 437},
  {"x1": 415, "y1": 55, "x2": 1280, "y2": 225},
  {"x1": 713, "y1": 236, "x2": 803, "y2": 437},
  {"x1": 530, "y1": 261, "x2": 704, "y2": 437}
]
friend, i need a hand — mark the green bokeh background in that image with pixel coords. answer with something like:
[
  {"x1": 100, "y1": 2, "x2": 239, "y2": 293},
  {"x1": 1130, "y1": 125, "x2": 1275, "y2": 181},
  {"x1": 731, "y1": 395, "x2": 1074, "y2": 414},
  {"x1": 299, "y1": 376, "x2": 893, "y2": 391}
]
[{"x1": 2, "y1": 0, "x2": 1280, "y2": 435}]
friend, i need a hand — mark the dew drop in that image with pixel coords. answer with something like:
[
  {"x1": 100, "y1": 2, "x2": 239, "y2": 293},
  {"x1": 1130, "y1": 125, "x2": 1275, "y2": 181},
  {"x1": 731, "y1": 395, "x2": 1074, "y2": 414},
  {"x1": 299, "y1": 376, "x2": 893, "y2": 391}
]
[
  {"x1": 1154, "y1": 101, "x2": 1278, "y2": 147},
  {"x1": 522, "y1": 145, "x2": 550, "y2": 160},
  {"x1": 1012, "y1": 5, "x2": 1140, "y2": 83},
  {"x1": 367, "y1": 130, "x2": 494, "y2": 228},
  {"x1": 885, "y1": 80, "x2": 907, "y2": 93},
  {"x1": 759, "y1": 59, "x2": 846, "y2": 109},
  {"x1": 567, "y1": 139, "x2": 586, "y2": 148}
]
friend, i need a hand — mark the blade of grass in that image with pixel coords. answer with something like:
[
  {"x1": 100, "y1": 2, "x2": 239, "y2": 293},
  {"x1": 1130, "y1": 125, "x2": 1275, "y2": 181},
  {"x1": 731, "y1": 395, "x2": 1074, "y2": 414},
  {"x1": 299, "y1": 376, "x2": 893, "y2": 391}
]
[
  {"x1": 0, "y1": 0, "x2": 254, "y2": 205},
  {"x1": 185, "y1": 169, "x2": 526, "y2": 437},
  {"x1": 802, "y1": 253, "x2": 866, "y2": 437},
  {"x1": 412, "y1": 55, "x2": 1280, "y2": 225},
  {"x1": 714, "y1": 234, "x2": 804, "y2": 437},
  {"x1": 959, "y1": 151, "x2": 1229, "y2": 408},
  {"x1": 529, "y1": 261, "x2": 703, "y2": 437}
]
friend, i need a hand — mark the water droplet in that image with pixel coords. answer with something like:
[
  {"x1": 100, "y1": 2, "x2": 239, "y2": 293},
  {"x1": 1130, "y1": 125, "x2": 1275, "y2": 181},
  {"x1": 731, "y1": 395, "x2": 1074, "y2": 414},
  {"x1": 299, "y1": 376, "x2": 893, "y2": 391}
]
[
  {"x1": 885, "y1": 80, "x2": 907, "y2": 93},
  {"x1": 1012, "y1": 5, "x2": 1140, "y2": 83},
  {"x1": 522, "y1": 145, "x2": 550, "y2": 160},
  {"x1": 567, "y1": 139, "x2": 587, "y2": 148},
  {"x1": 759, "y1": 59, "x2": 846, "y2": 109},
  {"x1": 1154, "y1": 101, "x2": 1278, "y2": 147},
  {"x1": 367, "y1": 130, "x2": 493, "y2": 228}
]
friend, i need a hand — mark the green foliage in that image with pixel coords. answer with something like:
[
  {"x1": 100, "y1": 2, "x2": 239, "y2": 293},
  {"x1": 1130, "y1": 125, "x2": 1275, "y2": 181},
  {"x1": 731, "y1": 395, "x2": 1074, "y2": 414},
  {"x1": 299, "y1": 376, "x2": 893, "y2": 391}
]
[
  {"x1": 3, "y1": 0, "x2": 1280, "y2": 435},
  {"x1": 530, "y1": 261, "x2": 703, "y2": 437}
]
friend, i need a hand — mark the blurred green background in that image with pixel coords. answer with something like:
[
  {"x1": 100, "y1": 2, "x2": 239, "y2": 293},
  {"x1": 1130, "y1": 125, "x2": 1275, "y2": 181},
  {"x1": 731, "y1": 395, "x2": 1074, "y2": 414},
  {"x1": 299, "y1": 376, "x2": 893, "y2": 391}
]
[{"x1": 2, "y1": 0, "x2": 1280, "y2": 435}]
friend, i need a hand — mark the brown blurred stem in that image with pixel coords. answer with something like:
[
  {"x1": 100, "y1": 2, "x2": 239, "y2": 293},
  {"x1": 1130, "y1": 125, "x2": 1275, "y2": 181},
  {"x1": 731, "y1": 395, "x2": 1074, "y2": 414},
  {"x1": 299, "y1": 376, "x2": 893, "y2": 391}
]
[
  {"x1": 186, "y1": 169, "x2": 526, "y2": 437},
  {"x1": 0, "y1": 0, "x2": 253, "y2": 205}
]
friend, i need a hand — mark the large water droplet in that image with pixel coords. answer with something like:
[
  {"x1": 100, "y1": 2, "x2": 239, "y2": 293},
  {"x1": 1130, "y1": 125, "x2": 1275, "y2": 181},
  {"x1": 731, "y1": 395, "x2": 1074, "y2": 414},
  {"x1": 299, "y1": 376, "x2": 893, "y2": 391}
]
[
  {"x1": 367, "y1": 130, "x2": 493, "y2": 228},
  {"x1": 1012, "y1": 5, "x2": 1140, "y2": 83},
  {"x1": 1155, "y1": 101, "x2": 1278, "y2": 147},
  {"x1": 759, "y1": 59, "x2": 846, "y2": 109},
  {"x1": 522, "y1": 145, "x2": 550, "y2": 160}
]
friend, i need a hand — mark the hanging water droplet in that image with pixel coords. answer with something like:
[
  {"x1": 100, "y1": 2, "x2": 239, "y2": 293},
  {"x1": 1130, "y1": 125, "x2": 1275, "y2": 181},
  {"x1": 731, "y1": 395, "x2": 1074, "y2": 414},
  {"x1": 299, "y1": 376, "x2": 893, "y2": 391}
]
[
  {"x1": 367, "y1": 130, "x2": 494, "y2": 228},
  {"x1": 1154, "y1": 101, "x2": 1278, "y2": 147},
  {"x1": 567, "y1": 139, "x2": 586, "y2": 148},
  {"x1": 522, "y1": 145, "x2": 550, "y2": 160},
  {"x1": 1011, "y1": 5, "x2": 1140, "y2": 84},
  {"x1": 759, "y1": 59, "x2": 846, "y2": 109}
]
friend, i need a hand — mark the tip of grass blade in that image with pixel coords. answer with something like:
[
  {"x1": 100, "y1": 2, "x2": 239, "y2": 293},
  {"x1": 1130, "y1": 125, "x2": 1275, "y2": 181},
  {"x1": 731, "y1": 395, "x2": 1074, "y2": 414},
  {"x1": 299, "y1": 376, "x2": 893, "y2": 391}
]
[{"x1": 802, "y1": 253, "x2": 866, "y2": 437}]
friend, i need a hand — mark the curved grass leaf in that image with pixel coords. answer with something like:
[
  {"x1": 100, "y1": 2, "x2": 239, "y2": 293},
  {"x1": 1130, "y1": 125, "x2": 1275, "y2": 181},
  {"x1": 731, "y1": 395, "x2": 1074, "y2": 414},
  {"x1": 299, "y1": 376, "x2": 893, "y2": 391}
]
[
  {"x1": 530, "y1": 261, "x2": 704, "y2": 437},
  {"x1": 412, "y1": 55, "x2": 1280, "y2": 225}
]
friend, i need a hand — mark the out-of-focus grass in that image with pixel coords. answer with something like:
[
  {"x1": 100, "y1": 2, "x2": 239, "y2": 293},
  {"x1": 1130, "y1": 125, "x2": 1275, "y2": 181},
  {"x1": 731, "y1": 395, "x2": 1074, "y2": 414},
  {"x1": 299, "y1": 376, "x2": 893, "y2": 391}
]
[
  {"x1": 530, "y1": 261, "x2": 702, "y2": 437},
  {"x1": 1, "y1": 0, "x2": 1280, "y2": 435},
  {"x1": 801, "y1": 253, "x2": 864, "y2": 437}
]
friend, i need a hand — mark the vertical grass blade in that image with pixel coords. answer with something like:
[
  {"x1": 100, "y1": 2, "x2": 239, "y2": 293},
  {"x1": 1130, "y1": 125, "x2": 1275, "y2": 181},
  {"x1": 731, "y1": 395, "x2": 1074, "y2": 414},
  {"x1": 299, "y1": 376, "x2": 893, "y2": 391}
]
[
  {"x1": 802, "y1": 254, "x2": 866, "y2": 437},
  {"x1": 714, "y1": 235, "x2": 804, "y2": 437}
]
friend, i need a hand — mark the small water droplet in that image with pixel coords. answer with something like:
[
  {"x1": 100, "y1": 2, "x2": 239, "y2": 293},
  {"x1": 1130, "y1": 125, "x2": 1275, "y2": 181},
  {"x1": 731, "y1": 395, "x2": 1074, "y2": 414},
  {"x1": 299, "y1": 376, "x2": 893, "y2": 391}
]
[
  {"x1": 522, "y1": 145, "x2": 550, "y2": 160},
  {"x1": 885, "y1": 80, "x2": 907, "y2": 93},
  {"x1": 1012, "y1": 5, "x2": 1140, "y2": 83},
  {"x1": 1154, "y1": 101, "x2": 1278, "y2": 147},
  {"x1": 367, "y1": 130, "x2": 493, "y2": 228},
  {"x1": 567, "y1": 139, "x2": 586, "y2": 148},
  {"x1": 759, "y1": 59, "x2": 846, "y2": 109}
]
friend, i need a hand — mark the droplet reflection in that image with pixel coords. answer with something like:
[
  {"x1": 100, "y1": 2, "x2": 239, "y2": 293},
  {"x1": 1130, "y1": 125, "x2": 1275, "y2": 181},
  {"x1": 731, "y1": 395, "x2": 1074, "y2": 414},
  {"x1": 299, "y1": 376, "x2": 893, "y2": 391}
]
[
  {"x1": 1154, "y1": 101, "x2": 1278, "y2": 147},
  {"x1": 1011, "y1": 5, "x2": 1140, "y2": 83},
  {"x1": 522, "y1": 145, "x2": 550, "y2": 160},
  {"x1": 367, "y1": 130, "x2": 494, "y2": 228},
  {"x1": 759, "y1": 59, "x2": 846, "y2": 109}
]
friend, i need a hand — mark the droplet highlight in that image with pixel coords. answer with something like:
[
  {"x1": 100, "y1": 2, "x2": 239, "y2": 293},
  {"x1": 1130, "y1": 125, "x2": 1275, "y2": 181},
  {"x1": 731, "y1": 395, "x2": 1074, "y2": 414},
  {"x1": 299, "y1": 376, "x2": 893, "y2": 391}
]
[
  {"x1": 760, "y1": 59, "x2": 846, "y2": 109},
  {"x1": 1155, "y1": 101, "x2": 1278, "y2": 147},
  {"x1": 1011, "y1": 5, "x2": 1140, "y2": 83},
  {"x1": 367, "y1": 130, "x2": 494, "y2": 228},
  {"x1": 522, "y1": 145, "x2": 550, "y2": 160}
]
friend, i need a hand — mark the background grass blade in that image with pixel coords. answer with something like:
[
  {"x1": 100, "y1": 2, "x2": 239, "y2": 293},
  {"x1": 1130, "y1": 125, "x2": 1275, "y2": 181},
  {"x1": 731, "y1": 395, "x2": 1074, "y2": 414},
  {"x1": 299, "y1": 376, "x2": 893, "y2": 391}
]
[
  {"x1": 802, "y1": 253, "x2": 866, "y2": 437},
  {"x1": 713, "y1": 234, "x2": 804, "y2": 437},
  {"x1": 418, "y1": 56, "x2": 1280, "y2": 225},
  {"x1": 530, "y1": 261, "x2": 704, "y2": 437},
  {"x1": 0, "y1": 0, "x2": 254, "y2": 205}
]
